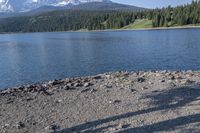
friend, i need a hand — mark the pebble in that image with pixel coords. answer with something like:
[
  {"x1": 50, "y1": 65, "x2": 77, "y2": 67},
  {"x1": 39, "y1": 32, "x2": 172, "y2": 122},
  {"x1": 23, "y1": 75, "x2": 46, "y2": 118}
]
[
  {"x1": 93, "y1": 75, "x2": 102, "y2": 79},
  {"x1": 74, "y1": 83, "x2": 81, "y2": 87},
  {"x1": 83, "y1": 83, "x2": 91, "y2": 87},
  {"x1": 106, "y1": 85, "x2": 112, "y2": 88},
  {"x1": 181, "y1": 79, "x2": 194, "y2": 85},
  {"x1": 117, "y1": 124, "x2": 130, "y2": 129},
  {"x1": 137, "y1": 77, "x2": 146, "y2": 83},
  {"x1": 81, "y1": 88, "x2": 90, "y2": 93},
  {"x1": 56, "y1": 99, "x2": 63, "y2": 103},
  {"x1": 131, "y1": 89, "x2": 136, "y2": 92},
  {"x1": 160, "y1": 79, "x2": 165, "y2": 83},
  {"x1": 141, "y1": 87, "x2": 148, "y2": 90},
  {"x1": 170, "y1": 76, "x2": 175, "y2": 80},
  {"x1": 15, "y1": 121, "x2": 25, "y2": 129},
  {"x1": 45, "y1": 124, "x2": 60, "y2": 132},
  {"x1": 115, "y1": 100, "x2": 121, "y2": 103}
]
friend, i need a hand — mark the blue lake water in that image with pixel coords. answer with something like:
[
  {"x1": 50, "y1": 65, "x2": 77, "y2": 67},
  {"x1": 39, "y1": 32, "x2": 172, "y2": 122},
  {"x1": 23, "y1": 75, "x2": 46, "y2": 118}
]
[{"x1": 0, "y1": 29, "x2": 200, "y2": 89}]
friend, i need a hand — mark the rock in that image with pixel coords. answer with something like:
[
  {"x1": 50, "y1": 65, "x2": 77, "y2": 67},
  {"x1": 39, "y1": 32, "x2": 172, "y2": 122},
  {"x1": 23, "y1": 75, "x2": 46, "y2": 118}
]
[
  {"x1": 83, "y1": 83, "x2": 92, "y2": 87},
  {"x1": 141, "y1": 87, "x2": 148, "y2": 90},
  {"x1": 137, "y1": 77, "x2": 145, "y2": 83},
  {"x1": 45, "y1": 124, "x2": 60, "y2": 132},
  {"x1": 105, "y1": 74, "x2": 111, "y2": 78},
  {"x1": 52, "y1": 80, "x2": 63, "y2": 86},
  {"x1": 90, "y1": 89, "x2": 97, "y2": 93},
  {"x1": 106, "y1": 85, "x2": 112, "y2": 88},
  {"x1": 38, "y1": 88, "x2": 53, "y2": 96},
  {"x1": 6, "y1": 98, "x2": 14, "y2": 104},
  {"x1": 160, "y1": 79, "x2": 165, "y2": 83},
  {"x1": 113, "y1": 100, "x2": 122, "y2": 104},
  {"x1": 56, "y1": 99, "x2": 63, "y2": 103},
  {"x1": 67, "y1": 83, "x2": 73, "y2": 88},
  {"x1": 81, "y1": 88, "x2": 90, "y2": 93},
  {"x1": 148, "y1": 82, "x2": 153, "y2": 85},
  {"x1": 26, "y1": 97, "x2": 34, "y2": 101},
  {"x1": 93, "y1": 75, "x2": 102, "y2": 79},
  {"x1": 109, "y1": 127, "x2": 117, "y2": 131},
  {"x1": 15, "y1": 121, "x2": 25, "y2": 129},
  {"x1": 73, "y1": 83, "x2": 81, "y2": 87},
  {"x1": 181, "y1": 79, "x2": 194, "y2": 85},
  {"x1": 2, "y1": 123, "x2": 10, "y2": 129},
  {"x1": 131, "y1": 89, "x2": 136, "y2": 92},
  {"x1": 170, "y1": 75, "x2": 175, "y2": 80},
  {"x1": 117, "y1": 124, "x2": 130, "y2": 129},
  {"x1": 160, "y1": 70, "x2": 167, "y2": 74},
  {"x1": 109, "y1": 101, "x2": 112, "y2": 104}
]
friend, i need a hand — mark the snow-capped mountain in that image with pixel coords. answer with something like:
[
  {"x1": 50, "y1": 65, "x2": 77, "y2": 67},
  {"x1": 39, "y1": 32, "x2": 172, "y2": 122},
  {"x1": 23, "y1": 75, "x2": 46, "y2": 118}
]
[{"x1": 0, "y1": 0, "x2": 111, "y2": 12}]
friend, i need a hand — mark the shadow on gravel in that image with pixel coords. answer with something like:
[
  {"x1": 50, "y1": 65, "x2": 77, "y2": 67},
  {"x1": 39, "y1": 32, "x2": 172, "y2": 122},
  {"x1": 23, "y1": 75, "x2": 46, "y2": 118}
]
[{"x1": 57, "y1": 85, "x2": 200, "y2": 133}]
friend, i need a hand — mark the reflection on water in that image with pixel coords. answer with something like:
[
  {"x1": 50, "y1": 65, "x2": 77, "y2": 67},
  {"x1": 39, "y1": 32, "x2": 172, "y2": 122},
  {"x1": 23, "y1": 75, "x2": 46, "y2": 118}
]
[{"x1": 0, "y1": 29, "x2": 200, "y2": 89}]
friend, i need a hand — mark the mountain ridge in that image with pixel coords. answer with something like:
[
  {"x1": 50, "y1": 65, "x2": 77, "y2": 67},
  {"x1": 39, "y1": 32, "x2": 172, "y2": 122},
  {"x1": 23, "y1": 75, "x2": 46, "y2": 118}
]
[
  {"x1": 0, "y1": 1, "x2": 145, "y2": 18},
  {"x1": 0, "y1": 0, "x2": 112, "y2": 13}
]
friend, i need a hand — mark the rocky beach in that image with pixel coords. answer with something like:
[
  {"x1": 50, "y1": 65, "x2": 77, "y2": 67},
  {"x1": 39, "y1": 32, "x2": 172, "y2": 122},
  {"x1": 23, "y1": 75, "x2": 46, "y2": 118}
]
[{"x1": 1, "y1": 71, "x2": 200, "y2": 133}]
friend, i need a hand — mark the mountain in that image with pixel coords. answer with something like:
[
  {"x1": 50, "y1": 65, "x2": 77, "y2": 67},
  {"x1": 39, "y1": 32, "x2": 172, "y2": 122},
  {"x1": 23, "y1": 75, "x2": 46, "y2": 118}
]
[
  {"x1": 0, "y1": 0, "x2": 111, "y2": 13},
  {"x1": 0, "y1": 0, "x2": 145, "y2": 18}
]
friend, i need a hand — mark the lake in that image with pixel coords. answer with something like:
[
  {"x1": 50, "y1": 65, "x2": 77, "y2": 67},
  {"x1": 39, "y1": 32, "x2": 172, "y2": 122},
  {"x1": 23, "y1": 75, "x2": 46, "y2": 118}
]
[{"x1": 0, "y1": 29, "x2": 200, "y2": 89}]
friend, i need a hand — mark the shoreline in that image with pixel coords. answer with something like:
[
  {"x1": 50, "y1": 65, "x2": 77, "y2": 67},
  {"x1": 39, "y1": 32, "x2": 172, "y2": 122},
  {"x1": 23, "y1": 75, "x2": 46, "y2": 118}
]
[
  {"x1": 1, "y1": 25, "x2": 200, "y2": 35},
  {"x1": 1, "y1": 70, "x2": 200, "y2": 132}
]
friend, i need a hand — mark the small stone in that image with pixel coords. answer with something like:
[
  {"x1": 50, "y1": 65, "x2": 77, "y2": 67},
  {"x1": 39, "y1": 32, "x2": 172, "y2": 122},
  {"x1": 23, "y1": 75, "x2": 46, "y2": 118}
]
[
  {"x1": 148, "y1": 82, "x2": 153, "y2": 85},
  {"x1": 6, "y1": 98, "x2": 14, "y2": 104},
  {"x1": 170, "y1": 76, "x2": 175, "y2": 80},
  {"x1": 93, "y1": 75, "x2": 102, "y2": 79},
  {"x1": 131, "y1": 89, "x2": 136, "y2": 92},
  {"x1": 15, "y1": 121, "x2": 25, "y2": 129},
  {"x1": 26, "y1": 97, "x2": 34, "y2": 101},
  {"x1": 160, "y1": 79, "x2": 165, "y2": 83},
  {"x1": 74, "y1": 83, "x2": 81, "y2": 87},
  {"x1": 52, "y1": 80, "x2": 62, "y2": 85},
  {"x1": 90, "y1": 89, "x2": 97, "y2": 93},
  {"x1": 109, "y1": 127, "x2": 117, "y2": 131},
  {"x1": 141, "y1": 87, "x2": 148, "y2": 90},
  {"x1": 105, "y1": 74, "x2": 111, "y2": 78},
  {"x1": 181, "y1": 79, "x2": 194, "y2": 85},
  {"x1": 113, "y1": 100, "x2": 121, "y2": 104},
  {"x1": 81, "y1": 88, "x2": 90, "y2": 93},
  {"x1": 117, "y1": 124, "x2": 130, "y2": 129},
  {"x1": 56, "y1": 99, "x2": 62, "y2": 103},
  {"x1": 45, "y1": 124, "x2": 60, "y2": 132},
  {"x1": 84, "y1": 83, "x2": 92, "y2": 87},
  {"x1": 106, "y1": 85, "x2": 112, "y2": 88},
  {"x1": 2, "y1": 124, "x2": 10, "y2": 129},
  {"x1": 137, "y1": 77, "x2": 145, "y2": 83}
]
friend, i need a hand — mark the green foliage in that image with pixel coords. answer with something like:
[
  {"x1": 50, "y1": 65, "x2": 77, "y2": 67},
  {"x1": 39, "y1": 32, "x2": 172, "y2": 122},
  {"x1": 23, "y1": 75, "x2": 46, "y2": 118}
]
[
  {"x1": 0, "y1": 10, "x2": 140, "y2": 32},
  {"x1": 150, "y1": 1, "x2": 200, "y2": 27},
  {"x1": 122, "y1": 19, "x2": 153, "y2": 29},
  {"x1": 0, "y1": 0, "x2": 200, "y2": 32}
]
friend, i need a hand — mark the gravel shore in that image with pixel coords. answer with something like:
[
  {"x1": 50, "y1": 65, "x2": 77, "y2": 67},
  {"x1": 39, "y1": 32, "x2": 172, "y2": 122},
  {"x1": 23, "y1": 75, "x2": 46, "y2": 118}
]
[{"x1": 1, "y1": 71, "x2": 200, "y2": 133}]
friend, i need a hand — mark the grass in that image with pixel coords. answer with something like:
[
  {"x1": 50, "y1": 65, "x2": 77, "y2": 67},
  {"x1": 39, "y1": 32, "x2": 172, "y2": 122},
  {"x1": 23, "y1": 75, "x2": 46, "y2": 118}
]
[{"x1": 122, "y1": 19, "x2": 153, "y2": 29}]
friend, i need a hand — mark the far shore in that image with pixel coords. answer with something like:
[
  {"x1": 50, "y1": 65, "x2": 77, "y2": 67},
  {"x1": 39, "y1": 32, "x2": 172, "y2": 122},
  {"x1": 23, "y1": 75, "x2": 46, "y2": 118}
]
[{"x1": 1, "y1": 25, "x2": 200, "y2": 35}]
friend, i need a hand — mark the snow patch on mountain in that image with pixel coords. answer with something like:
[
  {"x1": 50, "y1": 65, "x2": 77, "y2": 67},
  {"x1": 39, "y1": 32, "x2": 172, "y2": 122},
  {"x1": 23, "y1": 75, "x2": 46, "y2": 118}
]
[{"x1": 0, "y1": 0, "x2": 112, "y2": 12}]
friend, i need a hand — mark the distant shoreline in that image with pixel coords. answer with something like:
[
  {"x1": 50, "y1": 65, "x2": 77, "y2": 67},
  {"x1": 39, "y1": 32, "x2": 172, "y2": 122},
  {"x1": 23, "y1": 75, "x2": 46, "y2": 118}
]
[{"x1": 1, "y1": 25, "x2": 200, "y2": 35}]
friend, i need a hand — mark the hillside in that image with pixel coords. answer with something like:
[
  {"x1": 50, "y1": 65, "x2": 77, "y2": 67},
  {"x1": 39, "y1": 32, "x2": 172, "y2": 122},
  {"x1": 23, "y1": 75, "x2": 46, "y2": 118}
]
[
  {"x1": 122, "y1": 19, "x2": 153, "y2": 29},
  {"x1": 0, "y1": 1, "x2": 145, "y2": 18},
  {"x1": 0, "y1": 10, "x2": 142, "y2": 32},
  {"x1": 0, "y1": 1, "x2": 200, "y2": 32}
]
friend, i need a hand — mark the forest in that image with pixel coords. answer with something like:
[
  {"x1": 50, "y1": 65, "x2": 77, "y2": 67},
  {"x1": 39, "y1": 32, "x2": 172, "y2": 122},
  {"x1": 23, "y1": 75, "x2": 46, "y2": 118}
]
[{"x1": 0, "y1": 0, "x2": 199, "y2": 32}]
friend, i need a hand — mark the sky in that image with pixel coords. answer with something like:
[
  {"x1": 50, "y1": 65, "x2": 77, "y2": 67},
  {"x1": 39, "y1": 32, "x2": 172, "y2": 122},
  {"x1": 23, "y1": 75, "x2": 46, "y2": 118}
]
[{"x1": 112, "y1": 0, "x2": 194, "y2": 8}]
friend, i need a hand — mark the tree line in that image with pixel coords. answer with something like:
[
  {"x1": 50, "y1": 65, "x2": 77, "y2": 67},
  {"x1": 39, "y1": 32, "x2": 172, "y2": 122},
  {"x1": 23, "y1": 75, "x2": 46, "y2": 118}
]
[
  {"x1": 147, "y1": 0, "x2": 200, "y2": 27},
  {"x1": 0, "y1": 0, "x2": 200, "y2": 32}
]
